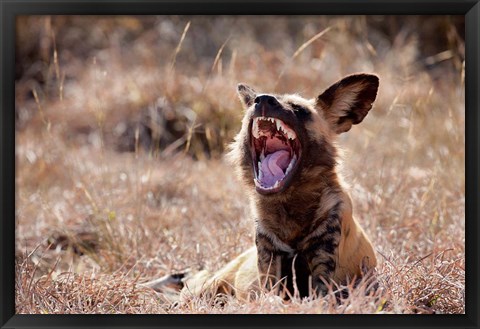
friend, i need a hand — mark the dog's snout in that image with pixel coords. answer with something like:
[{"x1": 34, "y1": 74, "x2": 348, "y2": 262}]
[{"x1": 255, "y1": 95, "x2": 279, "y2": 108}]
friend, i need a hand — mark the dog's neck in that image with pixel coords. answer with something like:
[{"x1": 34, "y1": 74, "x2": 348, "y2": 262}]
[{"x1": 251, "y1": 167, "x2": 346, "y2": 248}]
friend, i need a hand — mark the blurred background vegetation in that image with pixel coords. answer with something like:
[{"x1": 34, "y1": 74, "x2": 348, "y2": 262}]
[{"x1": 15, "y1": 15, "x2": 464, "y2": 159}]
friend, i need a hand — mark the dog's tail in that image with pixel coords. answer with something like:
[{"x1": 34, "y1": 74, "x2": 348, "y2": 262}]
[{"x1": 142, "y1": 271, "x2": 189, "y2": 293}]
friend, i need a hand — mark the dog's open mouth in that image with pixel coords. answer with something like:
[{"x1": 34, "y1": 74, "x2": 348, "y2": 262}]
[{"x1": 250, "y1": 116, "x2": 301, "y2": 194}]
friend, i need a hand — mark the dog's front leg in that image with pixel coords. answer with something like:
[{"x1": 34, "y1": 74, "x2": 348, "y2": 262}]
[
  {"x1": 303, "y1": 212, "x2": 342, "y2": 296},
  {"x1": 255, "y1": 231, "x2": 286, "y2": 292}
]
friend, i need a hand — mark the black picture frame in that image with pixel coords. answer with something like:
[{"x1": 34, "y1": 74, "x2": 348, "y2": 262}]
[{"x1": 1, "y1": 1, "x2": 478, "y2": 328}]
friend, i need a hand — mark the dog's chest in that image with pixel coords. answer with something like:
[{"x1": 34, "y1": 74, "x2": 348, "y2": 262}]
[{"x1": 259, "y1": 201, "x2": 319, "y2": 245}]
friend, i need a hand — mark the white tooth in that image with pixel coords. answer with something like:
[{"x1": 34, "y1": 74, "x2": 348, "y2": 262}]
[
  {"x1": 260, "y1": 150, "x2": 265, "y2": 161},
  {"x1": 285, "y1": 154, "x2": 297, "y2": 175},
  {"x1": 252, "y1": 119, "x2": 259, "y2": 138},
  {"x1": 275, "y1": 119, "x2": 280, "y2": 131},
  {"x1": 286, "y1": 160, "x2": 293, "y2": 174},
  {"x1": 286, "y1": 162, "x2": 292, "y2": 175}
]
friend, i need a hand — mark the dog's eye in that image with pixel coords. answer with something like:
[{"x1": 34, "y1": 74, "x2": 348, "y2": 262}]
[{"x1": 291, "y1": 104, "x2": 310, "y2": 116}]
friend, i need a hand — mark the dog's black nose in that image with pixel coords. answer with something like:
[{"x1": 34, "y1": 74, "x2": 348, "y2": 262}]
[{"x1": 254, "y1": 95, "x2": 280, "y2": 108}]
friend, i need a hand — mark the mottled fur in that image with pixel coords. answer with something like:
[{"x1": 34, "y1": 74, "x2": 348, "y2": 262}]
[{"x1": 146, "y1": 74, "x2": 379, "y2": 301}]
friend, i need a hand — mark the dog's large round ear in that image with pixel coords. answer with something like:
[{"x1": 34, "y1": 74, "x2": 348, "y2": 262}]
[
  {"x1": 237, "y1": 83, "x2": 257, "y2": 108},
  {"x1": 316, "y1": 74, "x2": 379, "y2": 134}
]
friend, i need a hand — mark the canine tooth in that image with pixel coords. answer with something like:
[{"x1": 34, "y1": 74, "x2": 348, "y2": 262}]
[
  {"x1": 260, "y1": 150, "x2": 265, "y2": 161},
  {"x1": 286, "y1": 162, "x2": 292, "y2": 174},
  {"x1": 285, "y1": 154, "x2": 297, "y2": 175},
  {"x1": 252, "y1": 119, "x2": 259, "y2": 138}
]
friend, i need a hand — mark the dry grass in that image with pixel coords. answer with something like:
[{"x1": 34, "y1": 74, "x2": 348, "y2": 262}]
[{"x1": 15, "y1": 15, "x2": 464, "y2": 314}]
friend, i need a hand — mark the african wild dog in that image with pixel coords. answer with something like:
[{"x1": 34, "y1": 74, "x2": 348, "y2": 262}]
[{"x1": 146, "y1": 73, "x2": 379, "y2": 301}]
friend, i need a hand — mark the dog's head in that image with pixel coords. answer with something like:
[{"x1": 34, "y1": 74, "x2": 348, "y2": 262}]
[{"x1": 230, "y1": 73, "x2": 379, "y2": 196}]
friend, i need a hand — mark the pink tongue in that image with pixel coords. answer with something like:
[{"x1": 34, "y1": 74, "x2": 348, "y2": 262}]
[{"x1": 260, "y1": 150, "x2": 290, "y2": 187}]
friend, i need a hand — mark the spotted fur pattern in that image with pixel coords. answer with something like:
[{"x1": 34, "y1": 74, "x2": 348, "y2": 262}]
[
  {"x1": 229, "y1": 73, "x2": 379, "y2": 298},
  {"x1": 146, "y1": 74, "x2": 379, "y2": 301}
]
